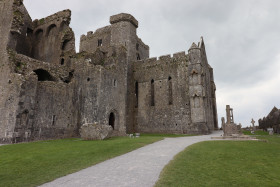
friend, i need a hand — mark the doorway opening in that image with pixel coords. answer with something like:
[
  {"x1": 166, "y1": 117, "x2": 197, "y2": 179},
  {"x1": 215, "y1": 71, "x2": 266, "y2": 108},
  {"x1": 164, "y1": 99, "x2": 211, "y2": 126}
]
[{"x1": 109, "y1": 112, "x2": 115, "y2": 129}]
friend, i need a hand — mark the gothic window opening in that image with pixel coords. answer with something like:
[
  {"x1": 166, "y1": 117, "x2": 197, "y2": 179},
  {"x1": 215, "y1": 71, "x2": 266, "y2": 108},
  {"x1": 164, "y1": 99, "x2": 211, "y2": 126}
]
[
  {"x1": 151, "y1": 79, "x2": 155, "y2": 106},
  {"x1": 20, "y1": 110, "x2": 29, "y2": 126},
  {"x1": 109, "y1": 112, "x2": 115, "y2": 129},
  {"x1": 168, "y1": 76, "x2": 173, "y2": 105},
  {"x1": 35, "y1": 29, "x2": 43, "y2": 40},
  {"x1": 46, "y1": 24, "x2": 57, "y2": 37},
  {"x1": 135, "y1": 81, "x2": 139, "y2": 108},
  {"x1": 98, "y1": 39, "x2": 103, "y2": 47}
]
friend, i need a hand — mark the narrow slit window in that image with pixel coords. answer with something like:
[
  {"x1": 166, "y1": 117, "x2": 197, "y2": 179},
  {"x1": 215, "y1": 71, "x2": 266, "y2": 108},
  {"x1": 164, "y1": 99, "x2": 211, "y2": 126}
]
[
  {"x1": 60, "y1": 58, "x2": 64, "y2": 65},
  {"x1": 113, "y1": 79, "x2": 117, "y2": 87},
  {"x1": 135, "y1": 81, "x2": 139, "y2": 108},
  {"x1": 52, "y1": 115, "x2": 56, "y2": 126},
  {"x1": 168, "y1": 76, "x2": 173, "y2": 105},
  {"x1": 151, "y1": 79, "x2": 155, "y2": 106}
]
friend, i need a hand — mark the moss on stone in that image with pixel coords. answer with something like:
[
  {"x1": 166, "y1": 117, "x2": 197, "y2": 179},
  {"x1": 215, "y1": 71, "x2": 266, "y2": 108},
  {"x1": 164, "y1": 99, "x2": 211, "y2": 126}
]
[{"x1": 39, "y1": 18, "x2": 45, "y2": 25}]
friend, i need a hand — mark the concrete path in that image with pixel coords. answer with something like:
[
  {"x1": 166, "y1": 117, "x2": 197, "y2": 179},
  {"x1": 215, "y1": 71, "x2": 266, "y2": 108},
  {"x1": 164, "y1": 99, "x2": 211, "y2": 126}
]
[{"x1": 41, "y1": 131, "x2": 223, "y2": 187}]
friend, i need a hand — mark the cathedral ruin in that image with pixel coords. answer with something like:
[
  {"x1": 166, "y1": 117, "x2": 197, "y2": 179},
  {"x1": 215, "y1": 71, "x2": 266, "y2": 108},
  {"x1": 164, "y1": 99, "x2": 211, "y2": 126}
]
[{"x1": 0, "y1": 0, "x2": 218, "y2": 143}]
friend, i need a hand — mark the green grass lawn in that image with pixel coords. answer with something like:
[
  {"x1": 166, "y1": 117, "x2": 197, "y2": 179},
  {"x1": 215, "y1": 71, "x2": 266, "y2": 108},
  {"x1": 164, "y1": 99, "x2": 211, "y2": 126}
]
[
  {"x1": 243, "y1": 130, "x2": 269, "y2": 135},
  {"x1": 0, "y1": 135, "x2": 168, "y2": 187},
  {"x1": 155, "y1": 134, "x2": 280, "y2": 187}
]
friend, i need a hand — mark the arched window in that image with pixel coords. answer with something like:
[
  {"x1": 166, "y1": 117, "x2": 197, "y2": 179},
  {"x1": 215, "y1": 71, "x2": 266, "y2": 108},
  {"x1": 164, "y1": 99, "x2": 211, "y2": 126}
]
[
  {"x1": 135, "y1": 81, "x2": 138, "y2": 108},
  {"x1": 46, "y1": 24, "x2": 57, "y2": 37},
  {"x1": 168, "y1": 76, "x2": 173, "y2": 105},
  {"x1": 31, "y1": 29, "x2": 44, "y2": 59},
  {"x1": 34, "y1": 29, "x2": 43, "y2": 40},
  {"x1": 151, "y1": 79, "x2": 155, "y2": 106}
]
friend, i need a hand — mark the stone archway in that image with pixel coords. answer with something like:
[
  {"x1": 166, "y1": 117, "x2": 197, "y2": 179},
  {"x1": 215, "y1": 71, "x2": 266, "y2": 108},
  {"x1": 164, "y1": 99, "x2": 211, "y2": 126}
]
[{"x1": 109, "y1": 112, "x2": 115, "y2": 130}]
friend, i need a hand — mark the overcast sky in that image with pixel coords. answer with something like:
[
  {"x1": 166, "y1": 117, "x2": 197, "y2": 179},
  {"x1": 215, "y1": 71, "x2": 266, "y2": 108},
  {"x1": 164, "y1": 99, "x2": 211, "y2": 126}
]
[{"x1": 24, "y1": 0, "x2": 280, "y2": 127}]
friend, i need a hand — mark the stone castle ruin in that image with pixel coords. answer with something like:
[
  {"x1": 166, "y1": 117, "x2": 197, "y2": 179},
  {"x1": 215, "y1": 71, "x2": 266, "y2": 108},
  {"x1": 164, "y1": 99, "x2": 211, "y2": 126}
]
[
  {"x1": 0, "y1": 0, "x2": 218, "y2": 143},
  {"x1": 259, "y1": 106, "x2": 280, "y2": 134}
]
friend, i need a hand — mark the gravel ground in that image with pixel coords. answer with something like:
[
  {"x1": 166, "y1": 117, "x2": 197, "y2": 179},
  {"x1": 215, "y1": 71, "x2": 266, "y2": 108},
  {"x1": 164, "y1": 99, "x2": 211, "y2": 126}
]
[{"x1": 41, "y1": 131, "x2": 223, "y2": 187}]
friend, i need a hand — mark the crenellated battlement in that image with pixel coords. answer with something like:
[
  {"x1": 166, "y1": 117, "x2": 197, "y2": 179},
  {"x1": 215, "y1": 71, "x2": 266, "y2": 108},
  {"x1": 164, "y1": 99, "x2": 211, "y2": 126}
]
[
  {"x1": 80, "y1": 26, "x2": 111, "y2": 42},
  {"x1": 134, "y1": 51, "x2": 187, "y2": 67}
]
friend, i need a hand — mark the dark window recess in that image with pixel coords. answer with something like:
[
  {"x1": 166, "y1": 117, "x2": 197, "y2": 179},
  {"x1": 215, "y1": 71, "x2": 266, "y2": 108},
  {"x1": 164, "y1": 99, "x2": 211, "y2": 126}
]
[
  {"x1": 63, "y1": 70, "x2": 74, "y2": 84},
  {"x1": 113, "y1": 79, "x2": 117, "y2": 87},
  {"x1": 35, "y1": 29, "x2": 43, "y2": 40},
  {"x1": 26, "y1": 28, "x2": 33, "y2": 37},
  {"x1": 137, "y1": 53, "x2": 141, "y2": 60},
  {"x1": 135, "y1": 81, "x2": 139, "y2": 108},
  {"x1": 87, "y1": 77, "x2": 90, "y2": 82},
  {"x1": 52, "y1": 115, "x2": 56, "y2": 126},
  {"x1": 136, "y1": 43, "x2": 139, "y2": 50},
  {"x1": 62, "y1": 40, "x2": 70, "y2": 50},
  {"x1": 98, "y1": 39, "x2": 103, "y2": 47},
  {"x1": 168, "y1": 76, "x2": 173, "y2": 105},
  {"x1": 60, "y1": 58, "x2": 64, "y2": 65},
  {"x1": 34, "y1": 69, "x2": 56, "y2": 82},
  {"x1": 151, "y1": 79, "x2": 155, "y2": 106}
]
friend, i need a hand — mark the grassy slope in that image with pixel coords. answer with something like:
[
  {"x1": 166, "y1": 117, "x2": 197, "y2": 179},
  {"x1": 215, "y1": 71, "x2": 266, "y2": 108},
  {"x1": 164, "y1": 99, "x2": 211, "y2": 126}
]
[
  {"x1": 0, "y1": 136, "x2": 165, "y2": 187},
  {"x1": 155, "y1": 135, "x2": 280, "y2": 187}
]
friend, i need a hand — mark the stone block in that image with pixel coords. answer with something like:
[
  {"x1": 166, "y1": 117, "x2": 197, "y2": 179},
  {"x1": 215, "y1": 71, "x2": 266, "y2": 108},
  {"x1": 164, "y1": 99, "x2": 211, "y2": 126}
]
[{"x1": 80, "y1": 122, "x2": 113, "y2": 140}]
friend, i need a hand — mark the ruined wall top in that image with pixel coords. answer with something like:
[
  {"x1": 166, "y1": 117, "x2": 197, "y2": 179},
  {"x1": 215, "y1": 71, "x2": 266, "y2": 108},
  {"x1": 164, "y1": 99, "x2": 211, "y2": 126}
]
[
  {"x1": 110, "y1": 13, "x2": 138, "y2": 28},
  {"x1": 33, "y1": 9, "x2": 71, "y2": 28}
]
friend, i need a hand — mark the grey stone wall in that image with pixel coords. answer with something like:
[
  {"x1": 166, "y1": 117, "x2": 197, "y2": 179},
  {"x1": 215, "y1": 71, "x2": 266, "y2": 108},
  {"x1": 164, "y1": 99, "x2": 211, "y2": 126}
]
[
  {"x1": 7, "y1": 0, "x2": 33, "y2": 57},
  {"x1": 0, "y1": 0, "x2": 25, "y2": 143},
  {"x1": 132, "y1": 52, "x2": 191, "y2": 133},
  {"x1": 72, "y1": 46, "x2": 128, "y2": 136}
]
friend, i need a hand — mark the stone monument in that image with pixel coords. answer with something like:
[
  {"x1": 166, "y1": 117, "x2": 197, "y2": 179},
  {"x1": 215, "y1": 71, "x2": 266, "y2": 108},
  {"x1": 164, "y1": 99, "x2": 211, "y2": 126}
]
[
  {"x1": 222, "y1": 105, "x2": 242, "y2": 136},
  {"x1": 251, "y1": 118, "x2": 256, "y2": 132}
]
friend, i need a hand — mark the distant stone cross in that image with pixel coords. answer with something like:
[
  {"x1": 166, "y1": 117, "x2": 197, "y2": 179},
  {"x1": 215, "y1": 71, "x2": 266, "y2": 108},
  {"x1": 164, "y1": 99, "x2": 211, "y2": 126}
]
[{"x1": 251, "y1": 118, "x2": 255, "y2": 127}]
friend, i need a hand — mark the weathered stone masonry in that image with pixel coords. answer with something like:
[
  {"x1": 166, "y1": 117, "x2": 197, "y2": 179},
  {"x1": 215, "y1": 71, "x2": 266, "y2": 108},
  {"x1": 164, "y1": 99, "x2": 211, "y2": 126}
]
[{"x1": 0, "y1": 0, "x2": 218, "y2": 143}]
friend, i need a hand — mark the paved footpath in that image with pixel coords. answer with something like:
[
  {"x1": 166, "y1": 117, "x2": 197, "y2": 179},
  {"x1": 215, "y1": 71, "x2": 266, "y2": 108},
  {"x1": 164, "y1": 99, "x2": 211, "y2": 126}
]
[{"x1": 41, "y1": 131, "x2": 223, "y2": 187}]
